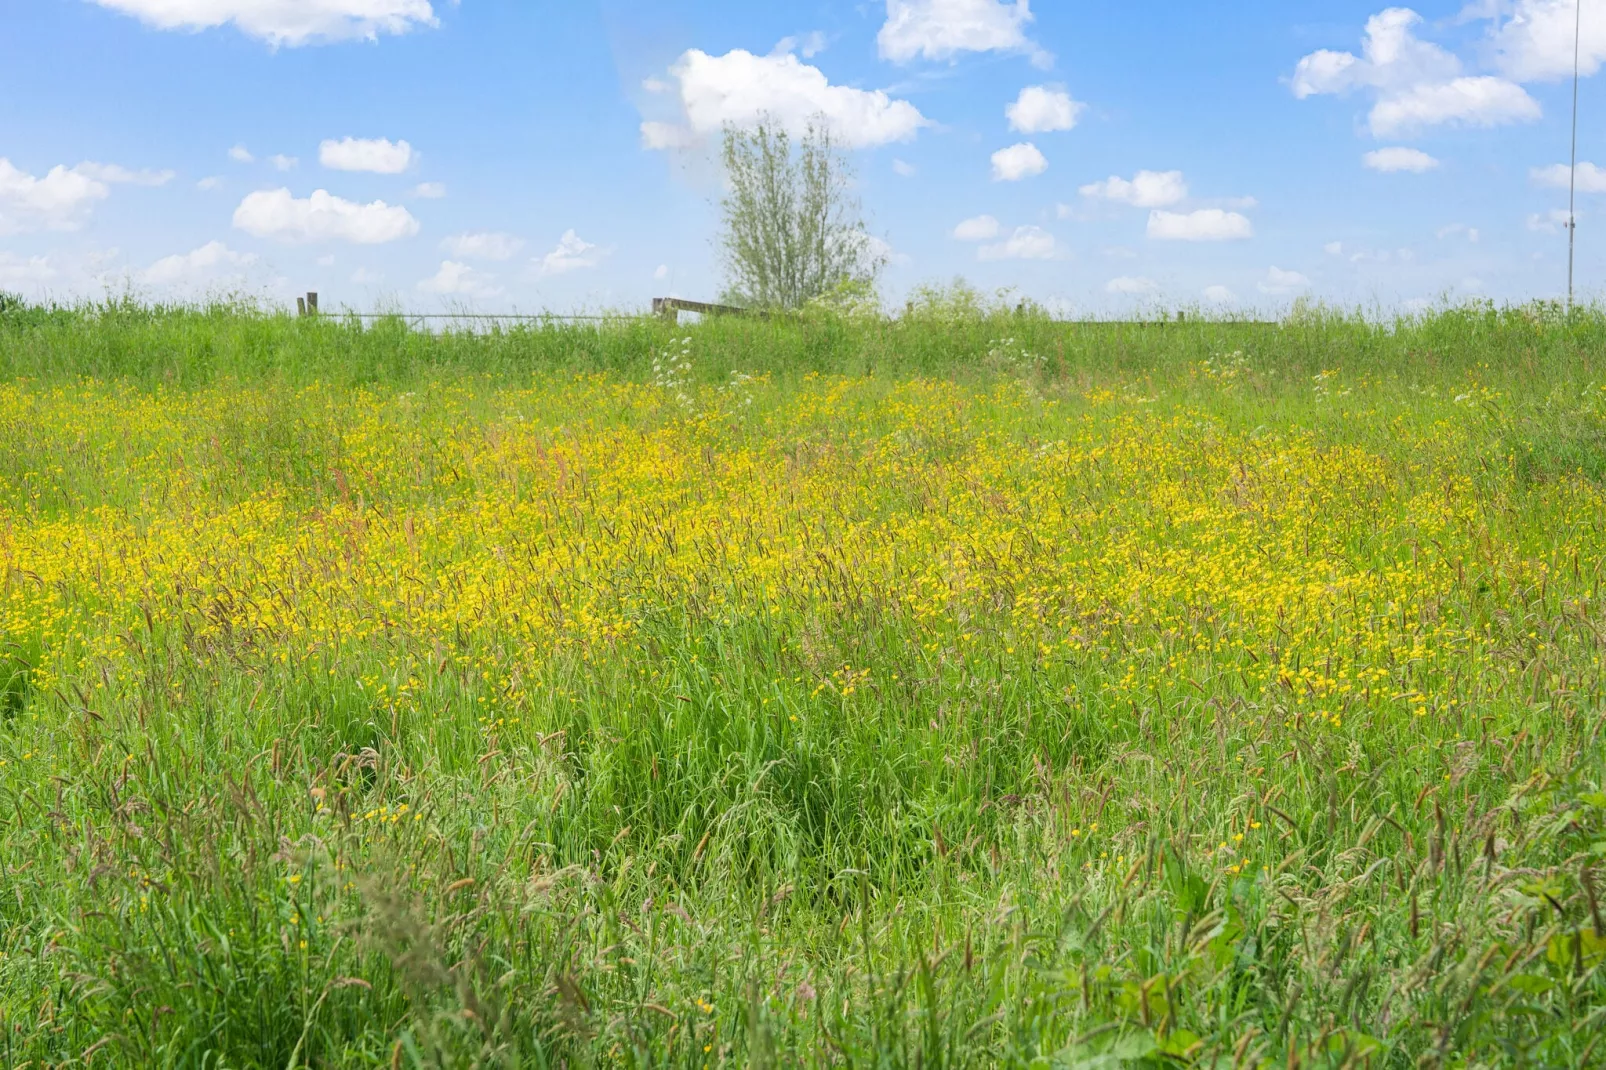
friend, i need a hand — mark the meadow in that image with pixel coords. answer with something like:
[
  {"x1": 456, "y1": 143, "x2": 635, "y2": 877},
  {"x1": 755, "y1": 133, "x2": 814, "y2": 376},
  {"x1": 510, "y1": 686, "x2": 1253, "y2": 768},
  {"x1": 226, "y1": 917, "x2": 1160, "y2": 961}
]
[{"x1": 0, "y1": 297, "x2": 1604, "y2": 1067}]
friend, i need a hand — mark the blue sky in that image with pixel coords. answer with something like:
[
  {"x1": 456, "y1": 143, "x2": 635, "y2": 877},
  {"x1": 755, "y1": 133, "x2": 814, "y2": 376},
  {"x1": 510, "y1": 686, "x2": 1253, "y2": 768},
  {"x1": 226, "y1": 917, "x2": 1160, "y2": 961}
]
[{"x1": 4, "y1": 0, "x2": 1606, "y2": 313}]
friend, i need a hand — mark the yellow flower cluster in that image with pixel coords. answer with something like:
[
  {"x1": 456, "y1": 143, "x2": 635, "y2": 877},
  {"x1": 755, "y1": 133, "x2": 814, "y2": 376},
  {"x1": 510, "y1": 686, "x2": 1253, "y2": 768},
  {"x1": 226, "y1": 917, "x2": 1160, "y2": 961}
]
[{"x1": 1, "y1": 373, "x2": 1596, "y2": 722}]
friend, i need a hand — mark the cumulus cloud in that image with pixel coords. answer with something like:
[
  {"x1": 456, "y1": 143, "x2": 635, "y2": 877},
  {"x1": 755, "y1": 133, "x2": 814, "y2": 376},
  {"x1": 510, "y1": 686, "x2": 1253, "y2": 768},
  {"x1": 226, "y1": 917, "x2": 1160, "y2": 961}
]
[
  {"x1": 1006, "y1": 86, "x2": 1084, "y2": 133},
  {"x1": 418, "y1": 260, "x2": 502, "y2": 298},
  {"x1": 229, "y1": 145, "x2": 255, "y2": 163},
  {"x1": 640, "y1": 49, "x2": 927, "y2": 150},
  {"x1": 953, "y1": 215, "x2": 1001, "y2": 241},
  {"x1": 536, "y1": 230, "x2": 608, "y2": 277},
  {"x1": 1370, "y1": 78, "x2": 1539, "y2": 135},
  {"x1": 1105, "y1": 276, "x2": 1157, "y2": 295},
  {"x1": 991, "y1": 142, "x2": 1047, "y2": 181},
  {"x1": 197, "y1": 176, "x2": 223, "y2": 191},
  {"x1": 892, "y1": 158, "x2": 917, "y2": 177},
  {"x1": 270, "y1": 154, "x2": 298, "y2": 171},
  {"x1": 0, "y1": 253, "x2": 60, "y2": 288},
  {"x1": 1487, "y1": 0, "x2": 1606, "y2": 81},
  {"x1": 1363, "y1": 146, "x2": 1440, "y2": 172},
  {"x1": 441, "y1": 231, "x2": 524, "y2": 260},
  {"x1": 87, "y1": 0, "x2": 440, "y2": 46},
  {"x1": 0, "y1": 157, "x2": 174, "y2": 235},
  {"x1": 232, "y1": 188, "x2": 420, "y2": 244},
  {"x1": 142, "y1": 240, "x2": 256, "y2": 286},
  {"x1": 320, "y1": 137, "x2": 416, "y2": 173},
  {"x1": 1203, "y1": 285, "x2": 1237, "y2": 303},
  {"x1": 1532, "y1": 161, "x2": 1606, "y2": 192},
  {"x1": 0, "y1": 159, "x2": 110, "y2": 233},
  {"x1": 977, "y1": 225, "x2": 1057, "y2": 260},
  {"x1": 1080, "y1": 170, "x2": 1187, "y2": 207},
  {"x1": 1259, "y1": 266, "x2": 1311, "y2": 295},
  {"x1": 877, "y1": 0, "x2": 1046, "y2": 65},
  {"x1": 1291, "y1": 8, "x2": 1539, "y2": 136},
  {"x1": 411, "y1": 181, "x2": 447, "y2": 199},
  {"x1": 1147, "y1": 209, "x2": 1253, "y2": 242}
]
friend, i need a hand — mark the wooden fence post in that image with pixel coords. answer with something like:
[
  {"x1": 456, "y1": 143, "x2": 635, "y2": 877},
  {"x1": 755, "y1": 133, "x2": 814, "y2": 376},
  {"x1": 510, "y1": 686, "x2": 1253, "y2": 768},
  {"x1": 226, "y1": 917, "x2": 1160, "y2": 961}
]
[
  {"x1": 306, "y1": 292, "x2": 319, "y2": 315},
  {"x1": 297, "y1": 297, "x2": 306, "y2": 317}
]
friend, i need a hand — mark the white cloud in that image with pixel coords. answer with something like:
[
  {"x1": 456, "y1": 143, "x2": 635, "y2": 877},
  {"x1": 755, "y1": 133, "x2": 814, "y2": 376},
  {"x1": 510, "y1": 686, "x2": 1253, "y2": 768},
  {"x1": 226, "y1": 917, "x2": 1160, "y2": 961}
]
[
  {"x1": 1437, "y1": 222, "x2": 1481, "y2": 241},
  {"x1": 411, "y1": 181, "x2": 447, "y2": 199},
  {"x1": 1259, "y1": 266, "x2": 1311, "y2": 295},
  {"x1": 654, "y1": 264, "x2": 669, "y2": 280},
  {"x1": 641, "y1": 49, "x2": 927, "y2": 150},
  {"x1": 991, "y1": 142, "x2": 1047, "y2": 181},
  {"x1": 640, "y1": 122, "x2": 697, "y2": 151},
  {"x1": 1105, "y1": 276, "x2": 1157, "y2": 295},
  {"x1": 320, "y1": 137, "x2": 416, "y2": 173},
  {"x1": 865, "y1": 234, "x2": 911, "y2": 267},
  {"x1": 0, "y1": 159, "x2": 110, "y2": 233},
  {"x1": 232, "y1": 188, "x2": 420, "y2": 244},
  {"x1": 1325, "y1": 241, "x2": 1345, "y2": 255},
  {"x1": 878, "y1": 0, "x2": 1046, "y2": 65},
  {"x1": 197, "y1": 176, "x2": 222, "y2": 191},
  {"x1": 441, "y1": 231, "x2": 524, "y2": 260},
  {"x1": 1487, "y1": 0, "x2": 1606, "y2": 81},
  {"x1": 270, "y1": 154, "x2": 298, "y2": 172},
  {"x1": 772, "y1": 31, "x2": 828, "y2": 59},
  {"x1": 87, "y1": 0, "x2": 439, "y2": 46},
  {"x1": 978, "y1": 225, "x2": 1057, "y2": 260},
  {"x1": 0, "y1": 253, "x2": 59, "y2": 288},
  {"x1": 418, "y1": 260, "x2": 502, "y2": 298},
  {"x1": 536, "y1": 230, "x2": 608, "y2": 277},
  {"x1": 1291, "y1": 8, "x2": 1540, "y2": 136},
  {"x1": 1147, "y1": 209, "x2": 1253, "y2": 242},
  {"x1": 1370, "y1": 78, "x2": 1539, "y2": 135},
  {"x1": 1202, "y1": 285, "x2": 1237, "y2": 303},
  {"x1": 228, "y1": 145, "x2": 254, "y2": 163},
  {"x1": 142, "y1": 240, "x2": 256, "y2": 286},
  {"x1": 892, "y1": 158, "x2": 917, "y2": 177},
  {"x1": 953, "y1": 214, "x2": 1001, "y2": 241},
  {"x1": 1346, "y1": 245, "x2": 1414, "y2": 263},
  {"x1": 1079, "y1": 169, "x2": 1187, "y2": 208},
  {"x1": 75, "y1": 162, "x2": 175, "y2": 186},
  {"x1": 1532, "y1": 161, "x2": 1606, "y2": 192},
  {"x1": 0, "y1": 158, "x2": 174, "y2": 236},
  {"x1": 1528, "y1": 208, "x2": 1575, "y2": 232},
  {"x1": 1363, "y1": 146, "x2": 1440, "y2": 172},
  {"x1": 1006, "y1": 86, "x2": 1084, "y2": 133}
]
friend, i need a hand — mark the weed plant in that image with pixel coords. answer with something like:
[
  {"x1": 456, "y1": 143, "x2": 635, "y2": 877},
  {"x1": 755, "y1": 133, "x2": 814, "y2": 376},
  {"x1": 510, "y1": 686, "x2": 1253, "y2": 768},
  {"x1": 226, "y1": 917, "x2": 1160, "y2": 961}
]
[{"x1": 0, "y1": 298, "x2": 1603, "y2": 1067}]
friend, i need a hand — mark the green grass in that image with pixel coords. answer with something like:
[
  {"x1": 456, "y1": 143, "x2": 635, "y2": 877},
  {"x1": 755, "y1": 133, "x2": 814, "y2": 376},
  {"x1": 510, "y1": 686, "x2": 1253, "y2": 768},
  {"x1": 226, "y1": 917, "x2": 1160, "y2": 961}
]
[{"x1": 0, "y1": 298, "x2": 1603, "y2": 1068}]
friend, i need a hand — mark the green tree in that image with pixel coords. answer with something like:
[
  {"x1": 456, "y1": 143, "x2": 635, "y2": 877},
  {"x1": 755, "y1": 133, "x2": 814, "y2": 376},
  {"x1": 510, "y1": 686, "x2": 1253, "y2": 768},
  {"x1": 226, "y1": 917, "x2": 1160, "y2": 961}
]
[{"x1": 717, "y1": 116, "x2": 884, "y2": 311}]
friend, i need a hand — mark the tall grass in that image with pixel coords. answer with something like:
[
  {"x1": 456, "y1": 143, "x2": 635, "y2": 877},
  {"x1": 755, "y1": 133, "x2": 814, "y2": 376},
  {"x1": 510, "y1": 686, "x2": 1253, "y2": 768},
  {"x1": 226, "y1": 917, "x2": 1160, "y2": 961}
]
[
  {"x1": 0, "y1": 299, "x2": 1602, "y2": 1067},
  {"x1": 3, "y1": 295, "x2": 1605, "y2": 390}
]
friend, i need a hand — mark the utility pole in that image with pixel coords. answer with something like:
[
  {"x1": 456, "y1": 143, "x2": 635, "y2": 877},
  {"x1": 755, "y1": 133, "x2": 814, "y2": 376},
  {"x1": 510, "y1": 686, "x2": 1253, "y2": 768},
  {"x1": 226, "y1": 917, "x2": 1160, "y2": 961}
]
[{"x1": 1568, "y1": 0, "x2": 1582, "y2": 313}]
